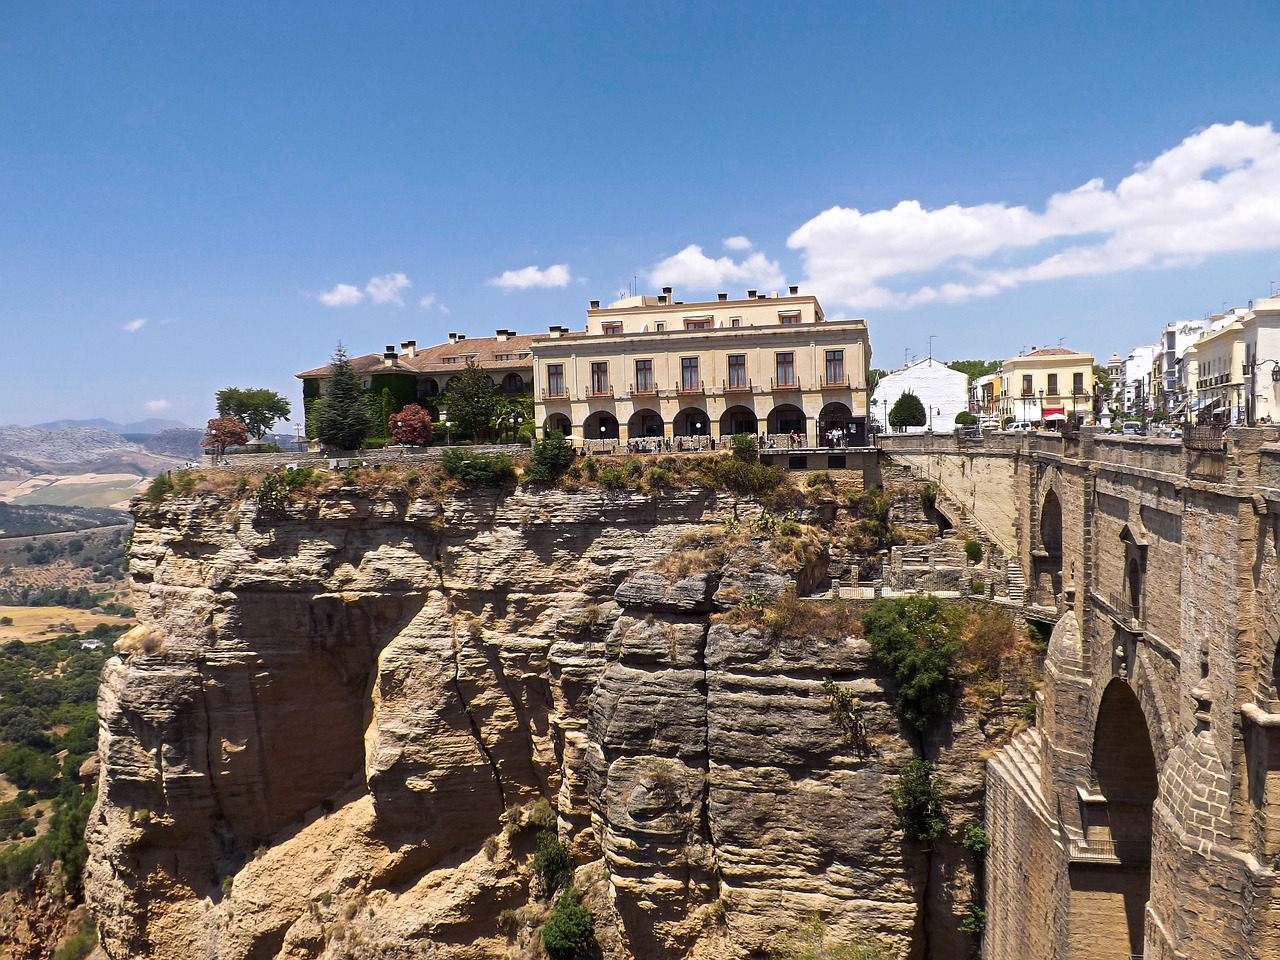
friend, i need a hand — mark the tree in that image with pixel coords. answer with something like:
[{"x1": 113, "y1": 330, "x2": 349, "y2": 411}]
[
  {"x1": 200, "y1": 416, "x2": 248, "y2": 458},
  {"x1": 524, "y1": 431, "x2": 576, "y2": 484},
  {"x1": 215, "y1": 388, "x2": 292, "y2": 440},
  {"x1": 955, "y1": 411, "x2": 978, "y2": 426},
  {"x1": 947, "y1": 359, "x2": 1001, "y2": 383},
  {"x1": 888, "y1": 392, "x2": 926, "y2": 431},
  {"x1": 445, "y1": 360, "x2": 499, "y2": 441},
  {"x1": 389, "y1": 404, "x2": 434, "y2": 445},
  {"x1": 1092, "y1": 363, "x2": 1113, "y2": 398},
  {"x1": 867, "y1": 368, "x2": 887, "y2": 392},
  {"x1": 313, "y1": 344, "x2": 370, "y2": 451}
]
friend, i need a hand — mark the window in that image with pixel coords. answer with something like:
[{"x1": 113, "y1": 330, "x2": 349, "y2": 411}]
[
  {"x1": 728, "y1": 354, "x2": 747, "y2": 389},
  {"x1": 780, "y1": 313, "x2": 801, "y2": 325},
  {"x1": 1022, "y1": 374, "x2": 1033, "y2": 396},
  {"x1": 602, "y1": 322, "x2": 622, "y2": 335},
  {"x1": 546, "y1": 364, "x2": 565, "y2": 397},
  {"x1": 1073, "y1": 372, "x2": 1085, "y2": 395},
  {"x1": 825, "y1": 350, "x2": 845, "y2": 385},
  {"x1": 635, "y1": 359, "x2": 654, "y2": 393},
  {"x1": 685, "y1": 317, "x2": 712, "y2": 330},
  {"x1": 731, "y1": 317, "x2": 741, "y2": 328},
  {"x1": 1047, "y1": 373, "x2": 1059, "y2": 395},
  {"x1": 655, "y1": 322, "x2": 665, "y2": 332},
  {"x1": 776, "y1": 352, "x2": 796, "y2": 387},
  {"x1": 590, "y1": 362, "x2": 609, "y2": 395},
  {"x1": 681, "y1": 357, "x2": 700, "y2": 390}
]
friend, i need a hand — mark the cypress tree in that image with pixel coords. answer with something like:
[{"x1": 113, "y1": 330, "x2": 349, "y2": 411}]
[{"x1": 314, "y1": 343, "x2": 370, "y2": 451}]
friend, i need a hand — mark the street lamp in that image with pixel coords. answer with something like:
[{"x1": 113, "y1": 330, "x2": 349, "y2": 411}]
[
  {"x1": 1038, "y1": 389, "x2": 1044, "y2": 426},
  {"x1": 1242, "y1": 353, "x2": 1280, "y2": 425},
  {"x1": 443, "y1": 419, "x2": 451, "y2": 445}
]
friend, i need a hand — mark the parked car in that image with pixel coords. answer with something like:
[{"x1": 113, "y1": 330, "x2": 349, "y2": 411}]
[
  {"x1": 1122, "y1": 421, "x2": 1146, "y2": 436},
  {"x1": 1006, "y1": 421, "x2": 1033, "y2": 432}
]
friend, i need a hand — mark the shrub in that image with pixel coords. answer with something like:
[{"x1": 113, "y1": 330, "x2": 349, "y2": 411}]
[
  {"x1": 440, "y1": 449, "x2": 515, "y2": 486},
  {"x1": 730, "y1": 432, "x2": 759, "y2": 462},
  {"x1": 963, "y1": 539, "x2": 983, "y2": 564},
  {"x1": 770, "y1": 916, "x2": 890, "y2": 959},
  {"x1": 961, "y1": 823, "x2": 990, "y2": 857},
  {"x1": 531, "y1": 830, "x2": 573, "y2": 896},
  {"x1": 696, "y1": 456, "x2": 784, "y2": 496},
  {"x1": 955, "y1": 411, "x2": 978, "y2": 426},
  {"x1": 960, "y1": 905, "x2": 987, "y2": 935},
  {"x1": 920, "y1": 484, "x2": 937, "y2": 512},
  {"x1": 889, "y1": 391, "x2": 926, "y2": 430},
  {"x1": 863, "y1": 596, "x2": 961, "y2": 731},
  {"x1": 892, "y1": 758, "x2": 946, "y2": 842},
  {"x1": 52, "y1": 913, "x2": 98, "y2": 960},
  {"x1": 144, "y1": 474, "x2": 174, "y2": 504},
  {"x1": 541, "y1": 889, "x2": 595, "y2": 959},
  {"x1": 525, "y1": 430, "x2": 576, "y2": 484}
]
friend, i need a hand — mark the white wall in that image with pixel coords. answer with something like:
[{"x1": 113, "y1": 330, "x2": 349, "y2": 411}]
[{"x1": 872, "y1": 359, "x2": 969, "y2": 433}]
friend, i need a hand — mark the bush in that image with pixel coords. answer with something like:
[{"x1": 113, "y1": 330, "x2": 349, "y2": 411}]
[
  {"x1": 863, "y1": 596, "x2": 961, "y2": 731},
  {"x1": 892, "y1": 758, "x2": 946, "y2": 842},
  {"x1": 960, "y1": 905, "x2": 987, "y2": 935},
  {"x1": 771, "y1": 916, "x2": 890, "y2": 959},
  {"x1": 531, "y1": 830, "x2": 573, "y2": 896},
  {"x1": 696, "y1": 456, "x2": 783, "y2": 496},
  {"x1": 440, "y1": 450, "x2": 515, "y2": 486},
  {"x1": 52, "y1": 912, "x2": 97, "y2": 960},
  {"x1": 920, "y1": 484, "x2": 937, "y2": 511},
  {"x1": 525, "y1": 431, "x2": 576, "y2": 484},
  {"x1": 144, "y1": 474, "x2": 174, "y2": 504},
  {"x1": 961, "y1": 823, "x2": 990, "y2": 857},
  {"x1": 541, "y1": 889, "x2": 595, "y2": 959},
  {"x1": 963, "y1": 539, "x2": 983, "y2": 564},
  {"x1": 730, "y1": 432, "x2": 759, "y2": 462},
  {"x1": 955, "y1": 411, "x2": 978, "y2": 426}
]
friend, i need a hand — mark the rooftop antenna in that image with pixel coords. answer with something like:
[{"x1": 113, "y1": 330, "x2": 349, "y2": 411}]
[
  {"x1": 904, "y1": 347, "x2": 909, "y2": 368},
  {"x1": 1271, "y1": 279, "x2": 1276, "y2": 296},
  {"x1": 927, "y1": 334, "x2": 936, "y2": 363}
]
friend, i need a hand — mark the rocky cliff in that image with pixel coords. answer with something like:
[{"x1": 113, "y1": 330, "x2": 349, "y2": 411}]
[{"x1": 85, "y1": 477, "x2": 1015, "y2": 959}]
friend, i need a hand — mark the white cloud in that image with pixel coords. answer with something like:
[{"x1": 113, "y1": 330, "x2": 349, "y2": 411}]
[
  {"x1": 122, "y1": 318, "x2": 147, "y2": 333},
  {"x1": 647, "y1": 245, "x2": 785, "y2": 293},
  {"x1": 365, "y1": 272, "x2": 410, "y2": 305},
  {"x1": 439, "y1": 304, "x2": 450, "y2": 315},
  {"x1": 318, "y1": 283, "x2": 364, "y2": 307},
  {"x1": 418, "y1": 293, "x2": 437, "y2": 310},
  {"x1": 488, "y1": 263, "x2": 572, "y2": 290},
  {"x1": 723, "y1": 235, "x2": 753, "y2": 251},
  {"x1": 145, "y1": 399, "x2": 171, "y2": 412},
  {"x1": 788, "y1": 121, "x2": 1280, "y2": 310}
]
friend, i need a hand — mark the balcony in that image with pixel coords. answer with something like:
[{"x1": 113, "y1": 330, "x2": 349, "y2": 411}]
[
  {"x1": 629, "y1": 383, "x2": 658, "y2": 397},
  {"x1": 723, "y1": 378, "x2": 754, "y2": 395},
  {"x1": 677, "y1": 380, "x2": 705, "y2": 395},
  {"x1": 542, "y1": 388, "x2": 568, "y2": 400},
  {"x1": 586, "y1": 386, "x2": 614, "y2": 399},
  {"x1": 820, "y1": 376, "x2": 850, "y2": 389},
  {"x1": 771, "y1": 377, "x2": 802, "y2": 391}
]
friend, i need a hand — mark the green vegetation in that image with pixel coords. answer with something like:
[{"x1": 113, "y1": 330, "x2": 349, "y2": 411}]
[
  {"x1": 389, "y1": 403, "x2": 434, "y2": 445},
  {"x1": 920, "y1": 483, "x2": 937, "y2": 512},
  {"x1": 443, "y1": 360, "x2": 501, "y2": 442},
  {"x1": 730, "y1": 432, "x2": 759, "y2": 462},
  {"x1": 947, "y1": 359, "x2": 1001, "y2": 383},
  {"x1": 955, "y1": 411, "x2": 978, "y2": 426},
  {"x1": 822, "y1": 678, "x2": 872, "y2": 755},
  {"x1": 891, "y1": 758, "x2": 946, "y2": 842},
  {"x1": 961, "y1": 905, "x2": 987, "y2": 935},
  {"x1": 440, "y1": 449, "x2": 516, "y2": 486},
  {"x1": 52, "y1": 912, "x2": 98, "y2": 960},
  {"x1": 200, "y1": 416, "x2": 248, "y2": 458},
  {"x1": 314, "y1": 343, "x2": 372, "y2": 451},
  {"x1": 541, "y1": 888, "x2": 595, "y2": 959},
  {"x1": 962, "y1": 823, "x2": 990, "y2": 857},
  {"x1": 0, "y1": 624, "x2": 122, "y2": 896},
  {"x1": 963, "y1": 539, "x2": 983, "y2": 564},
  {"x1": 771, "y1": 916, "x2": 889, "y2": 959},
  {"x1": 524, "y1": 431, "x2": 576, "y2": 484},
  {"x1": 145, "y1": 473, "x2": 174, "y2": 504},
  {"x1": 888, "y1": 391, "x2": 926, "y2": 430},
  {"x1": 215, "y1": 387, "x2": 292, "y2": 440},
  {"x1": 863, "y1": 596, "x2": 961, "y2": 731},
  {"x1": 531, "y1": 830, "x2": 574, "y2": 895},
  {"x1": 0, "y1": 504, "x2": 127, "y2": 538}
]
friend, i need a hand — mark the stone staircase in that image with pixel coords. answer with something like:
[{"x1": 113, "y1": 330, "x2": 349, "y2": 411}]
[
  {"x1": 988, "y1": 727, "x2": 1049, "y2": 819},
  {"x1": 1005, "y1": 557, "x2": 1026, "y2": 603}
]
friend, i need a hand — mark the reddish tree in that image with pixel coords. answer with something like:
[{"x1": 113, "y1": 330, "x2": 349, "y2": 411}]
[
  {"x1": 389, "y1": 404, "x2": 435, "y2": 446},
  {"x1": 201, "y1": 415, "x2": 248, "y2": 458}
]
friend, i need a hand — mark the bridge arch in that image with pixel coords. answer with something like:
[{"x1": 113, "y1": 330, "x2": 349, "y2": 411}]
[{"x1": 1035, "y1": 488, "x2": 1064, "y2": 605}]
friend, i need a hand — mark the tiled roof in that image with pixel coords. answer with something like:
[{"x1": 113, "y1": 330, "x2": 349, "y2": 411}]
[
  {"x1": 296, "y1": 333, "x2": 537, "y2": 379},
  {"x1": 1023, "y1": 347, "x2": 1082, "y2": 357}
]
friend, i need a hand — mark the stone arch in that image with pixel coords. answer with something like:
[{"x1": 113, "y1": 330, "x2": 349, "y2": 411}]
[
  {"x1": 818, "y1": 401, "x2": 853, "y2": 444},
  {"x1": 583, "y1": 410, "x2": 619, "y2": 440},
  {"x1": 543, "y1": 413, "x2": 571, "y2": 437},
  {"x1": 718, "y1": 404, "x2": 758, "y2": 438},
  {"x1": 674, "y1": 407, "x2": 710, "y2": 436},
  {"x1": 502, "y1": 372, "x2": 525, "y2": 394},
  {"x1": 767, "y1": 403, "x2": 806, "y2": 438},
  {"x1": 1073, "y1": 678, "x2": 1157, "y2": 960},
  {"x1": 1035, "y1": 489, "x2": 1064, "y2": 605},
  {"x1": 420, "y1": 377, "x2": 440, "y2": 397},
  {"x1": 627, "y1": 408, "x2": 664, "y2": 439}
]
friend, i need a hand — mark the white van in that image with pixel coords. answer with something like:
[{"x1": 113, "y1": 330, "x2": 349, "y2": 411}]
[{"x1": 1007, "y1": 421, "x2": 1033, "y2": 432}]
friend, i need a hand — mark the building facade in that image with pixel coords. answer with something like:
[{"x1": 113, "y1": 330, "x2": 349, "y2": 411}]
[
  {"x1": 998, "y1": 347, "x2": 1095, "y2": 424},
  {"x1": 872, "y1": 357, "x2": 969, "y2": 432},
  {"x1": 531, "y1": 287, "x2": 872, "y2": 446}
]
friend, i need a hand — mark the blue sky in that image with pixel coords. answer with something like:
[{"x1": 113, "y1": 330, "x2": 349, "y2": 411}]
[{"x1": 3, "y1": 2, "x2": 1280, "y2": 428}]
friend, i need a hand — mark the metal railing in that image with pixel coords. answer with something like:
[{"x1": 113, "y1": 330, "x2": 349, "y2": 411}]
[
  {"x1": 541, "y1": 388, "x2": 568, "y2": 400},
  {"x1": 723, "y1": 378, "x2": 753, "y2": 394},
  {"x1": 771, "y1": 377, "x2": 802, "y2": 391},
  {"x1": 820, "y1": 376, "x2": 850, "y2": 388},
  {"x1": 629, "y1": 383, "x2": 657, "y2": 396},
  {"x1": 585, "y1": 386, "x2": 613, "y2": 398},
  {"x1": 1067, "y1": 835, "x2": 1152, "y2": 864},
  {"x1": 677, "y1": 380, "x2": 705, "y2": 395}
]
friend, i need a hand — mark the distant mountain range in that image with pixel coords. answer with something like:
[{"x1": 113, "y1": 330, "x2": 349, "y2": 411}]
[{"x1": 28, "y1": 417, "x2": 190, "y2": 436}]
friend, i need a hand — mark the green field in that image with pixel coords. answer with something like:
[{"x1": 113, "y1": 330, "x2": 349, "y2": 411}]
[{"x1": 12, "y1": 479, "x2": 142, "y2": 509}]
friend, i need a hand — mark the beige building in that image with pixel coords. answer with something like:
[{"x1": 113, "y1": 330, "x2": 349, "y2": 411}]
[
  {"x1": 997, "y1": 347, "x2": 1095, "y2": 424},
  {"x1": 1183, "y1": 298, "x2": 1280, "y2": 424},
  {"x1": 532, "y1": 286, "x2": 872, "y2": 446}
]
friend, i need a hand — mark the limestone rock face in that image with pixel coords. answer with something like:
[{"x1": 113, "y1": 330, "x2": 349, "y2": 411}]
[{"x1": 86, "y1": 484, "x2": 1001, "y2": 959}]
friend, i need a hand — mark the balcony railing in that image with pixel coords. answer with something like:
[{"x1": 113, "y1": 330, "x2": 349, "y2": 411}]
[
  {"x1": 771, "y1": 377, "x2": 801, "y2": 391},
  {"x1": 629, "y1": 383, "x2": 657, "y2": 396},
  {"x1": 820, "y1": 376, "x2": 850, "y2": 389},
  {"x1": 723, "y1": 378, "x2": 753, "y2": 394},
  {"x1": 1067, "y1": 835, "x2": 1151, "y2": 864},
  {"x1": 586, "y1": 386, "x2": 613, "y2": 398},
  {"x1": 677, "y1": 380, "x2": 705, "y2": 395},
  {"x1": 542, "y1": 387, "x2": 568, "y2": 400}
]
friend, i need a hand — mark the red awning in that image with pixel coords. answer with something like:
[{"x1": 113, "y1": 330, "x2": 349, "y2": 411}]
[{"x1": 1043, "y1": 406, "x2": 1065, "y2": 417}]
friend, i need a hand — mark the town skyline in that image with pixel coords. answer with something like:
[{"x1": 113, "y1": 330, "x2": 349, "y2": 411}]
[{"x1": 2, "y1": 3, "x2": 1279, "y2": 428}]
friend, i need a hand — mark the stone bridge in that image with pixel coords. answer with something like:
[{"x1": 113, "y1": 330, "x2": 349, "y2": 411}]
[{"x1": 880, "y1": 428, "x2": 1280, "y2": 960}]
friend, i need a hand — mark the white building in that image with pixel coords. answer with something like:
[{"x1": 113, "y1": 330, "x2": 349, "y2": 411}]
[
  {"x1": 872, "y1": 358, "x2": 969, "y2": 433},
  {"x1": 1159, "y1": 319, "x2": 1206, "y2": 413},
  {"x1": 1122, "y1": 343, "x2": 1161, "y2": 416}
]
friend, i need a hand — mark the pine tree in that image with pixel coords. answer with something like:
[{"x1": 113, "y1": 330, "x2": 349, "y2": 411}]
[
  {"x1": 889, "y1": 391, "x2": 927, "y2": 430},
  {"x1": 314, "y1": 344, "x2": 370, "y2": 451},
  {"x1": 445, "y1": 360, "x2": 499, "y2": 442}
]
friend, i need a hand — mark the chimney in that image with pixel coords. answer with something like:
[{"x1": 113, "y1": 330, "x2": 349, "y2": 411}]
[
  {"x1": 547, "y1": 324, "x2": 569, "y2": 338},
  {"x1": 789, "y1": 285, "x2": 799, "y2": 296},
  {"x1": 657, "y1": 294, "x2": 668, "y2": 304},
  {"x1": 718, "y1": 292, "x2": 728, "y2": 301},
  {"x1": 495, "y1": 329, "x2": 510, "y2": 341},
  {"x1": 448, "y1": 332, "x2": 459, "y2": 343},
  {"x1": 589, "y1": 300, "x2": 600, "y2": 310},
  {"x1": 662, "y1": 286, "x2": 673, "y2": 299},
  {"x1": 747, "y1": 289, "x2": 757, "y2": 299},
  {"x1": 382, "y1": 346, "x2": 398, "y2": 368},
  {"x1": 400, "y1": 340, "x2": 417, "y2": 358},
  {"x1": 757, "y1": 294, "x2": 767, "y2": 299}
]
